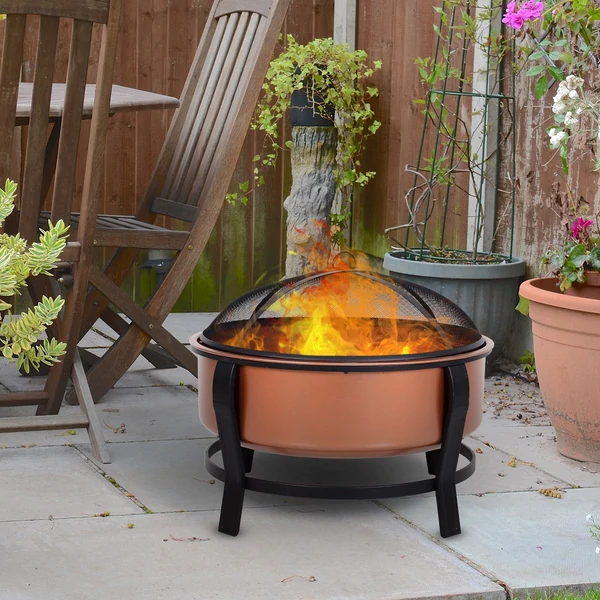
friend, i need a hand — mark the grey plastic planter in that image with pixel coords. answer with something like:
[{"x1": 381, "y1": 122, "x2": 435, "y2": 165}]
[{"x1": 383, "y1": 251, "x2": 526, "y2": 365}]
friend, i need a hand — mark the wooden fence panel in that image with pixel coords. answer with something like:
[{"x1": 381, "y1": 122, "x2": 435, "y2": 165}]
[
  {"x1": 353, "y1": 0, "x2": 471, "y2": 259},
  {"x1": 8, "y1": 0, "x2": 335, "y2": 311}
]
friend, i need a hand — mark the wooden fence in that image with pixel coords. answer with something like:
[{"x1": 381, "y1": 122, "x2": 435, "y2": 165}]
[{"x1": 11, "y1": 0, "x2": 572, "y2": 312}]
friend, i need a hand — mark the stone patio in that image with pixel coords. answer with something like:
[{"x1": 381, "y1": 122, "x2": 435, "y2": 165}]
[{"x1": 0, "y1": 314, "x2": 599, "y2": 600}]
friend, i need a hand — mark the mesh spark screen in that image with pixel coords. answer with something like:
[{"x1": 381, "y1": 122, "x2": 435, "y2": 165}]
[{"x1": 201, "y1": 270, "x2": 483, "y2": 361}]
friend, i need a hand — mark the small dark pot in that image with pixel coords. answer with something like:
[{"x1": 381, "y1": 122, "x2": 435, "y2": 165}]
[{"x1": 289, "y1": 88, "x2": 335, "y2": 127}]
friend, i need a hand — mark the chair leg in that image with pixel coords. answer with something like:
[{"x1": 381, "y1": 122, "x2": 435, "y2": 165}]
[
  {"x1": 80, "y1": 263, "x2": 199, "y2": 402},
  {"x1": 100, "y1": 307, "x2": 180, "y2": 370},
  {"x1": 212, "y1": 361, "x2": 246, "y2": 536},
  {"x1": 71, "y1": 350, "x2": 110, "y2": 464},
  {"x1": 435, "y1": 364, "x2": 469, "y2": 539}
]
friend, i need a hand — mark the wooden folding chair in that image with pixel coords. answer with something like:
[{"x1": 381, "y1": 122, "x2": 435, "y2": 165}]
[
  {"x1": 68, "y1": 0, "x2": 291, "y2": 403},
  {"x1": 0, "y1": 0, "x2": 123, "y2": 463}
]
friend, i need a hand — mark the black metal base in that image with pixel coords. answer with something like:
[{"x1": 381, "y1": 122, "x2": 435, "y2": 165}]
[{"x1": 209, "y1": 360, "x2": 474, "y2": 539}]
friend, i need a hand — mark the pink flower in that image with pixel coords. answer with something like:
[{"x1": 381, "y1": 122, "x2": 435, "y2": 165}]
[
  {"x1": 571, "y1": 217, "x2": 594, "y2": 240},
  {"x1": 502, "y1": 1, "x2": 544, "y2": 29},
  {"x1": 504, "y1": 12, "x2": 525, "y2": 29},
  {"x1": 502, "y1": 9, "x2": 525, "y2": 29},
  {"x1": 520, "y1": 1, "x2": 544, "y2": 20}
]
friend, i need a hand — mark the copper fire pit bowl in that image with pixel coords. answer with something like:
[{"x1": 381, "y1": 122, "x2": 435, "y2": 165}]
[
  {"x1": 191, "y1": 339, "x2": 492, "y2": 458},
  {"x1": 191, "y1": 270, "x2": 493, "y2": 458},
  {"x1": 190, "y1": 270, "x2": 493, "y2": 538}
]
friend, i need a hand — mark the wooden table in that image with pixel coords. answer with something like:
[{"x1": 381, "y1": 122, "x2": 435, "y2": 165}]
[
  {"x1": 14, "y1": 83, "x2": 180, "y2": 239},
  {"x1": 16, "y1": 83, "x2": 180, "y2": 125}
]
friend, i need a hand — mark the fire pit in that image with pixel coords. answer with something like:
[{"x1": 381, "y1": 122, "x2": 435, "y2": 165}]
[{"x1": 190, "y1": 269, "x2": 493, "y2": 538}]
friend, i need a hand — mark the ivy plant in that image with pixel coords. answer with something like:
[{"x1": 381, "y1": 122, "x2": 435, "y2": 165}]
[
  {"x1": 0, "y1": 180, "x2": 69, "y2": 373},
  {"x1": 227, "y1": 35, "x2": 382, "y2": 247}
]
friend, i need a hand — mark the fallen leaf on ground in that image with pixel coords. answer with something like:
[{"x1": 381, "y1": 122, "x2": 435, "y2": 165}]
[
  {"x1": 281, "y1": 575, "x2": 316, "y2": 583},
  {"x1": 169, "y1": 534, "x2": 209, "y2": 542},
  {"x1": 539, "y1": 488, "x2": 563, "y2": 499},
  {"x1": 475, "y1": 448, "x2": 483, "y2": 454}
]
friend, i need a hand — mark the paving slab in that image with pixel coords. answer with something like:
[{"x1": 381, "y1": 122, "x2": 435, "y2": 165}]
[
  {"x1": 81, "y1": 351, "x2": 201, "y2": 390},
  {"x1": 484, "y1": 375, "x2": 549, "y2": 426},
  {"x1": 0, "y1": 504, "x2": 505, "y2": 600},
  {"x1": 0, "y1": 359, "x2": 44, "y2": 393},
  {"x1": 0, "y1": 446, "x2": 142, "y2": 522},
  {"x1": 0, "y1": 385, "x2": 212, "y2": 448},
  {"x1": 77, "y1": 439, "x2": 350, "y2": 513},
  {"x1": 386, "y1": 488, "x2": 600, "y2": 596},
  {"x1": 472, "y1": 424, "x2": 600, "y2": 488},
  {"x1": 251, "y1": 439, "x2": 562, "y2": 496}
]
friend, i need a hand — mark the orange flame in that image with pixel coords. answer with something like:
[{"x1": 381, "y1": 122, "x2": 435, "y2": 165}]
[{"x1": 222, "y1": 258, "x2": 465, "y2": 358}]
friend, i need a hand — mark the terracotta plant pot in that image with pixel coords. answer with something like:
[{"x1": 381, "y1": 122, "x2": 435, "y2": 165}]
[
  {"x1": 520, "y1": 277, "x2": 600, "y2": 462},
  {"x1": 564, "y1": 270, "x2": 600, "y2": 300}
]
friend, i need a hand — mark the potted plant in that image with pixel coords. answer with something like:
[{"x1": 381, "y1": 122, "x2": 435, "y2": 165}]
[
  {"x1": 506, "y1": 0, "x2": 600, "y2": 462},
  {"x1": 228, "y1": 35, "x2": 382, "y2": 275},
  {"x1": 383, "y1": 0, "x2": 527, "y2": 365},
  {"x1": 0, "y1": 180, "x2": 68, "y2": 374}
]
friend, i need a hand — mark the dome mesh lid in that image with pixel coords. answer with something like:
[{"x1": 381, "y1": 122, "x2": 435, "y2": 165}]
[{"x1": 201, "y1": 270, "x2": 484, "y2": 362}]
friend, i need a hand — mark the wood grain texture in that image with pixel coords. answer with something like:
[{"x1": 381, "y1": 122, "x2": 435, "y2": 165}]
[
  {"x1": 19, "y1": 16, "x2": 59, "y2": 242},
  {"x1": 216, "y1": 0, "x2": 272, "y2": 18},
  {"x1": 352, "y1": 0, "x2": 470, "y2": 258},
  {"x1": 0, "y1": 15, "x2": 26, "y2": 179},
  {"x1": 6, "y1": 1, "x2": 335, "y2": 313},
  {"x1": 15, "y1": 83, "x2": 179, "y2": 121},
  {"x1": 0, "y1": 0, "x2": 110, "y2": 24}
]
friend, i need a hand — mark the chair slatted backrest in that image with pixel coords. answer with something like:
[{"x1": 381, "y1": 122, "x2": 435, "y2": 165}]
[
  {"x1": 147, "y1": 0, "x2": 287, "y2": 223},
  {"x1": 0, "y1": 0, "x2": 113, "y2": 243}
]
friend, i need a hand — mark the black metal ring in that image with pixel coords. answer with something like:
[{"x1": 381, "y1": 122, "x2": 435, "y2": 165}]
[{"x1": 205, "y1": 441, "x2": 475, "y2": 501}]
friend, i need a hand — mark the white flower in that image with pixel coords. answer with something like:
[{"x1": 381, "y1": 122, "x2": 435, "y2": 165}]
[
  {"x1": 576, "y1": 107, "x2": 583, "y2": 115},
  {"x1": 596, "y1": 547, "x2": 600, "y2": 554},
  {"x1": 565, "y1": 112, "x2": 579, "y2": 128},
  {"x1": 569, "y1": 90, "x2": 579, "y2": 100},
  {"x1": 553, "y1": 101, "x2": 566, "y2": 114},
  {"x1": 555, "y1": 83, "x2": 569, "y2": 100},
  {"x1": 549, "y1": 129, "x2": 568, "y2": 148},
  {"x1": 566, "y1": 75, "x2": 584, "y2": 90},
  {"x1": 587, "y1": 514, "x2": 593, "y2": 522}
]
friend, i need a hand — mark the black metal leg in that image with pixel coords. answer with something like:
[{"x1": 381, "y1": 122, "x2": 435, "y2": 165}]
[
  {"x1": 426, "y1": 449, "x2": 440, "y2": 475},
  {"x1": 212, "y1": 361, "x2": 246, "y2": 536},
  {"x1": 242, "y1": 448, "x2": 255, "y2": 473},
  {"x1": 435, "y1": 364, "x2": 470, "y2": 538}
]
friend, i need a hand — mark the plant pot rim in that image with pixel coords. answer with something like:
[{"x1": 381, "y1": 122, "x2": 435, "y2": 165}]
[
  {"x1": 520, "y1": 277, "x2": 600, "y2": 314},
  {"x1": 383, "y1": 251, "x2": 526, "y2": 280}
]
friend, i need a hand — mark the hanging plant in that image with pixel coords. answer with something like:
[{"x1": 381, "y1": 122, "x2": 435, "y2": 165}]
[{"x1": 227, "y1": 35, "x2": 382, "y2": 247}]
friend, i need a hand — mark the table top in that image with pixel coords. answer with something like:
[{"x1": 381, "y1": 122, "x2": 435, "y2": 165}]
[{"x1": 16, "y1": 83, "x2": 180, "y2": 121}]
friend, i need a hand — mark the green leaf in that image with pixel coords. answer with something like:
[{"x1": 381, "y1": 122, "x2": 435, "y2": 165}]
[
  {"x1": 526, "y1": 65, "x2": 546, "y2": 77},
  {"x1": 568, "y1": 244, "x2": 588, "y2": 268},
  {"x1": 528, "y1": 51, "x2": 547, "y2": 60},
  {"x1": 534, "y1": 75, "x2": 548, "y2": 100},
  {"x1": 590, "y1": 247, "x2": 600, "y2": 271},
  {"x1": 547, "y1": 66, "x2": 566, "y2": 81},
  {"x1": 515, "y1": 296, "x2": 530, "y2": 317}
]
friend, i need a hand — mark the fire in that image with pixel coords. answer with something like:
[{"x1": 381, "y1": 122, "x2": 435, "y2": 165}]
[{"x1": 220, "y1": 264, "x2": 465, "y2": 358}]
